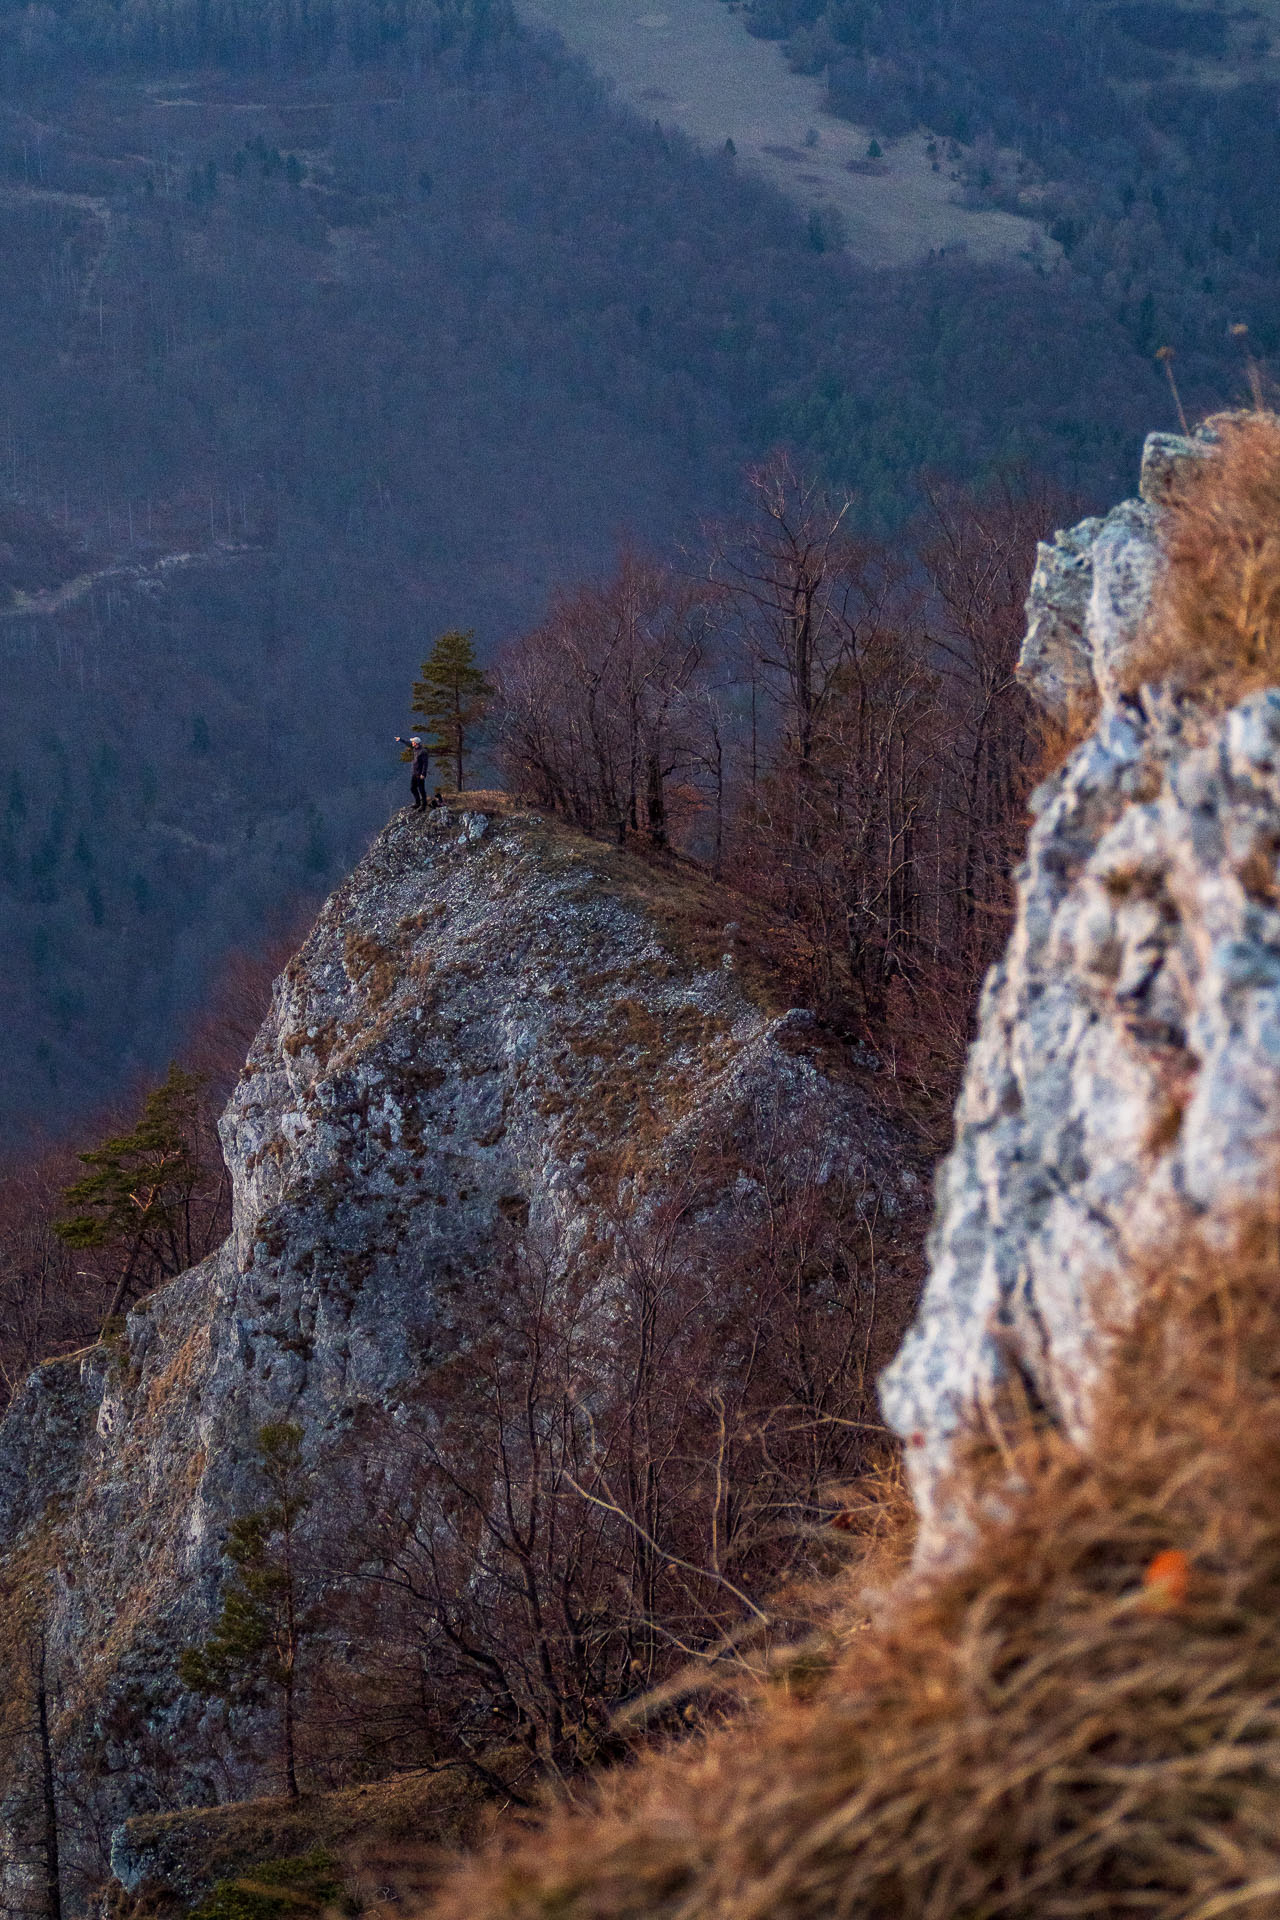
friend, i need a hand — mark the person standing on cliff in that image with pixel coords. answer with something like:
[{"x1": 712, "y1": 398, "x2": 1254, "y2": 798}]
[{"x1": 395, "y1": 735, "x2": 431, "y2": 812}]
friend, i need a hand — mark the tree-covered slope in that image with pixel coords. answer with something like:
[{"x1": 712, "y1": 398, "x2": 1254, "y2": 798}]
[
  {"x1": 0, "y1": 0, "x2": 1174, "y2": 1139},
  {"x1": 0, "y1": 0, "x2": 514, "y2": 71},
  {"x1": 726, "y1": 0, "x2": 1280, "y2": 400}
]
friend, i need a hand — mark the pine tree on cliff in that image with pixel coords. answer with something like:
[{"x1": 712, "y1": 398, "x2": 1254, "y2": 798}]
[
  {"x1": 53, "y1": 1063, "x2": 215, "y2": 1328},
  {"x1": 179, "y1": 1422, "x2": 312, "y2": 1800},
  {"x1": 411, "y1": 628, "x2": 492, "y2": 792}
]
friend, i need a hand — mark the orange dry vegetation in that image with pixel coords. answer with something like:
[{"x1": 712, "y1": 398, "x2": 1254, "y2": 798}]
[
  {"x1": 1122, "y1": 408, "x2": 1280, "y2": 705},
  {"x1": 421, "y1": 1253, "x2": 1280, "y2": 1920}
]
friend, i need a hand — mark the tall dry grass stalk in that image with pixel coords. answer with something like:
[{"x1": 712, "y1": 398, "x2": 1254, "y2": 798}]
[
  {"x1": 1123, "y1": 409, "x2": 1280, "y2": 706},
  {"x1": 419, "y1": 1252, "x2": 1280, "y2": 1919}
]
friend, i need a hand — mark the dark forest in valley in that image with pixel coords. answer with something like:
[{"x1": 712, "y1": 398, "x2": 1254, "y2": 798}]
[{"x1": 0, "y1": 0, "x2": 1198, "y2": 1142}]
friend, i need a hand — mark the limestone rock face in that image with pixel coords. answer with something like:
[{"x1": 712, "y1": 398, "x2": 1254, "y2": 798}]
[
  {"x1": 0, "y1": 801, "x2": 910, "y2": 1909},
  {"x1": 881, "y1": 427, "x2": 1280, "y2": 1549}
]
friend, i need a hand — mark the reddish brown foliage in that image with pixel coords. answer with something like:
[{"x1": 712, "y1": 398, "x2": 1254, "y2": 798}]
[{"x1": 499, "y1": 459, "x2": 1074, "y2": 1136}]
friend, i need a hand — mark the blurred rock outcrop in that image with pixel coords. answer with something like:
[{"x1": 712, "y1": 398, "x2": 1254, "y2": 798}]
[{"x1": 882, "y1": 424, "x2": 1280, "y2": 1548}]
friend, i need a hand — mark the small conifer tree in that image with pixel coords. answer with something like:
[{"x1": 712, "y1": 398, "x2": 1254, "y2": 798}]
[
  {"x1": 411, "y1": 628, "x2": 492, "y2": 792},
  {"x1": 179, "y1": 1421, "x2": 312, "y2": 1800},
  {"x1": 54, "y1": 1063, "x2": 209, "y2": 1327}
]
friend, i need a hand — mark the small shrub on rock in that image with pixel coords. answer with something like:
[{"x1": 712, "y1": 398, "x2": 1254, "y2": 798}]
[{"x1": 189, "y1": 1850, "x2": 346, "y2": 1920}]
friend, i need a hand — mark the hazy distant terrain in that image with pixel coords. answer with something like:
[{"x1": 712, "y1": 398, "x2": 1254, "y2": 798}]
[
  {"x1": 0, "y1": 35, "x2": 782, "y2": 1133},
  {"x1": 517, "y1": 0, "x2": 1044, "y2": 267},
  {"x1": 712, "y1": 0, "x2": 1280, "y2": 395},
  {"x1": 0, "y1": 0, "x2": 1186, "y2": 1143}
]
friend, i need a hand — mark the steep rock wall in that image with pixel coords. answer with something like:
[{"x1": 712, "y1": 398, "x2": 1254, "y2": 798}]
[
  {"x1": 881, "y1": 426, "x2": 1280, "y2": 1547},
  {"x1": 0, "y1": 799, "x2": 913, "y2": 1911}
]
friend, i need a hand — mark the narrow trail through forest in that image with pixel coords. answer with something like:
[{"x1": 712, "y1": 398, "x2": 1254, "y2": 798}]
[
  {"x1": 0, "y1": 545, "x2": 257, "y2": 619},
  {"x1": 517, "y1": 0, "x2": 1048, "y2": 268}
]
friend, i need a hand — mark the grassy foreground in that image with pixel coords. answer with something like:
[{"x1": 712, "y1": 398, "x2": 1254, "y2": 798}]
[{"x1": 419, "y1": 1248, "x2": 1280, "y2": 1919}]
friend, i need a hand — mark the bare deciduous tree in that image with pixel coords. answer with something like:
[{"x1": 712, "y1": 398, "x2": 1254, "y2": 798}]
[
  {"x1": 494, "y1": 459, "x2": 1068, "y2": 1131},
  {"x1": 327, "y1": 1115, "x2": 916, "y2": 1791},
  {"x1": 497, "y1": 551, "x2": 714, "y2": 846}
]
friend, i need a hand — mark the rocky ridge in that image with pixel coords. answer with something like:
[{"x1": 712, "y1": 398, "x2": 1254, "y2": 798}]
[
  {"x1": 0, "y1": 796, "x2": 912, "y2": 1912},
  {"x1": 881, "y1": 424, "x2": 1280, "y2": 1547}
]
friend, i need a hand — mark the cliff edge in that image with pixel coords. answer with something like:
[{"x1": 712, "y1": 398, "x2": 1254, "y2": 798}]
[{"x1": 0, "y1": 797, "x2": 914, "y2": 1911}]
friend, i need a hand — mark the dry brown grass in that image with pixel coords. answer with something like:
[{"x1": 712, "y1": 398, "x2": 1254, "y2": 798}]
[
  {"x1": 419, "y1": 1250, "x2": 1280, "y2": 1920},
  {"x1": 110, "y1": 1767, "x2": 499, "y2": 1920},
  {"x1": 343, "y1": 930, "x2": 398, "y2": 1007},
  {"x1": 1123, "y1": 409, "x2": 1280, "y2": 706},
  {"x1": 1026, "y1": 702, "x2": 1106, "y2": 782}
]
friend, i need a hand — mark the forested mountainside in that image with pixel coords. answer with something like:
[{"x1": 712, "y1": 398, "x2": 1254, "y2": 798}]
[
  {"x1": 0, "y1": 0, "x2": 1223, "y2": 1142},
  {"x1": 727, "y1": 0, "x2": 1280, "y2": 399}
]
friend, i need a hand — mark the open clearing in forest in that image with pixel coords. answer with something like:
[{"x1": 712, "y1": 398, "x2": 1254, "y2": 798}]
[{"x1": 516, "y1": 0, "x2": 1048, "y2": 268}]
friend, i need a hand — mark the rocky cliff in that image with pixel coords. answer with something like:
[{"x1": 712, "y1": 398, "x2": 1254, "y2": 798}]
[
  {"x1": 0, "y1": 797, "x2": 913, "y2": 1913},
  {"x1": 397, "y1": 418, "x2": 1280, "y2": 1920},
  {"x1": 881, "y1": 423, "x2": 1280, "y2": 1547}
]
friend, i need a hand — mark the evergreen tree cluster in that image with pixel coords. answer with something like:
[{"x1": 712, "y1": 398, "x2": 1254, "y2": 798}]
[{"x1": 0, "y1": 0, "x2": 514, "y2": 80}]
